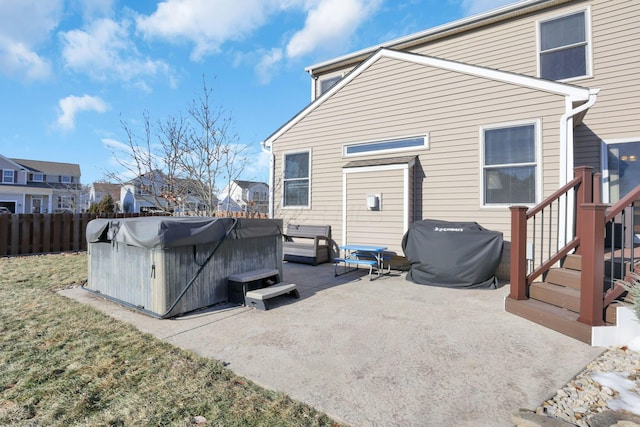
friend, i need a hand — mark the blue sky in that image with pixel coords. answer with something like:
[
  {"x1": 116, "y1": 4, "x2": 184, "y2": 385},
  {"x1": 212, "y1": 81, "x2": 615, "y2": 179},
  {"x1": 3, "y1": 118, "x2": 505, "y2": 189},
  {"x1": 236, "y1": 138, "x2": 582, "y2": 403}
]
[{"x1": 0, "y1": 0, "x2": 513, "y2": 186}]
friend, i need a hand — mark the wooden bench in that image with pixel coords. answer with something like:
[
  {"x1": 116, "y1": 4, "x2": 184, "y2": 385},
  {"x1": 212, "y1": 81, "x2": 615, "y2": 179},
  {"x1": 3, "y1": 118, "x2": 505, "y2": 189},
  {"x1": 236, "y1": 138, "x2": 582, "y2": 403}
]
[
  {"x1": 245, "y1": 283, "x2": 300, "y2": 310},
  {"x1": 283, "y1": 224, "x2": 331, "y2": 265}
]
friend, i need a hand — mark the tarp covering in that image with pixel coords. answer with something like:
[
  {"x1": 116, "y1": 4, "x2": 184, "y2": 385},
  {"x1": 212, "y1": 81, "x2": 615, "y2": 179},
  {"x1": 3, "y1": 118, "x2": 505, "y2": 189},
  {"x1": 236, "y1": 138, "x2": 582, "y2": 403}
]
[
  {"x1": 401, "y1": 219, "x2": 503, "y2": 289},
  {"x1": 86, "y1": 217, "x2": 238, "y2": 249}
]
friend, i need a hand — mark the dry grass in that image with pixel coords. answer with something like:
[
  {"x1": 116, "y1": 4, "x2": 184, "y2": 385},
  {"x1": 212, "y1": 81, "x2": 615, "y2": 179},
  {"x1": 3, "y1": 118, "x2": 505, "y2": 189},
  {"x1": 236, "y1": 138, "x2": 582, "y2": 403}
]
[{"x1": 0, "y1": 253, "x2": 338, "y2": 426}]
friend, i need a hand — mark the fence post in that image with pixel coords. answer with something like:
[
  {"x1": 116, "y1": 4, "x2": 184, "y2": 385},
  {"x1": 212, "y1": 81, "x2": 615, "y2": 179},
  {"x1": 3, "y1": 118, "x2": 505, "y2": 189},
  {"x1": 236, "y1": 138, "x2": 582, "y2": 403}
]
[
  {"x1": 577, "y1": 203, "x2": 607, "y2": 326},
  {"x1": 509, "y1": 206, "x2": 529, "y2": 300}
]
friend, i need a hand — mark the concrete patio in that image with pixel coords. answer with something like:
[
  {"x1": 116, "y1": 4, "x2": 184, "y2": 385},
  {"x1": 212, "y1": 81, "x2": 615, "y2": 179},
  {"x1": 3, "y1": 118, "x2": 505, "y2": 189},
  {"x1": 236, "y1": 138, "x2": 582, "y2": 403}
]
[{"x1": 61, "y1": 262, "x2": 603, "y2": 426}]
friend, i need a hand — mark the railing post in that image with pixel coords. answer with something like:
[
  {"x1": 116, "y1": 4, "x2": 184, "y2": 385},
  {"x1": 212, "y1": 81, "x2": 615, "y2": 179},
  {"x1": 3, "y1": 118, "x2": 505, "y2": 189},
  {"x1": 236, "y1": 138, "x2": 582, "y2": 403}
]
[
  {"x1": 573, "y1": 166, "x2": 593, "y2": 256},
  {"x1": 577, "y1": 203, "x2": 607, "y2": 326},
  {"x1": 509, "y1": 206, "x2": 529, "y2": 300}
]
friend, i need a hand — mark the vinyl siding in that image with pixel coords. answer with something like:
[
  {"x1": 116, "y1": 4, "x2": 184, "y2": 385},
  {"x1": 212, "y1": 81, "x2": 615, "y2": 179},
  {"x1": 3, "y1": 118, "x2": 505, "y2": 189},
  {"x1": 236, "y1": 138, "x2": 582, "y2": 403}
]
[
  {"x1": 309, "y1": 0, "x2": 640, "y2": 176},
  {"x1": 273, "y1": 55, "x2": 568, "y2": 249}
]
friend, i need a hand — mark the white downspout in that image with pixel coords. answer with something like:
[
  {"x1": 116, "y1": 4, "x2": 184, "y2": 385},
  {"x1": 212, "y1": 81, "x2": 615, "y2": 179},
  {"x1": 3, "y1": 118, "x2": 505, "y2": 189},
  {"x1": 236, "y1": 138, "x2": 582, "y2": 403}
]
[
  {"x1": 260, "y1": 140, "x2": 275, "y2": 219},
  {"x1": 558, "y1": 88, "x2": 599, "y2": 246}
]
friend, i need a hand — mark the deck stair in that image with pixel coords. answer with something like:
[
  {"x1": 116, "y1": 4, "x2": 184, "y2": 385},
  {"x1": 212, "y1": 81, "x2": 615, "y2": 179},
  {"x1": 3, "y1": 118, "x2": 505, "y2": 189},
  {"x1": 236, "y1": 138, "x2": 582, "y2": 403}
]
[{"x1": 507, "y1": 253, "x2": 630, "y2": 343}]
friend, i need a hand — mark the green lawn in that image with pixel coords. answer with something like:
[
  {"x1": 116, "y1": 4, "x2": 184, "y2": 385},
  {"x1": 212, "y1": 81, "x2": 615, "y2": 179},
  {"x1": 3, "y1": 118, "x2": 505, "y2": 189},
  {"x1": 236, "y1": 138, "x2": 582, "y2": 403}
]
[{"x1": 0, "y1": 253, "x2": 338, "y2": 426}]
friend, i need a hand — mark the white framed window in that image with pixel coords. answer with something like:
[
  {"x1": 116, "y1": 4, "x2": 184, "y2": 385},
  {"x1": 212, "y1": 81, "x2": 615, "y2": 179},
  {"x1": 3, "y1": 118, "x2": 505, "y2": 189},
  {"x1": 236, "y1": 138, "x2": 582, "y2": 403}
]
[
  {"x1": 282, "y1": 150, "x2": 311, "y2": 208},
  {"x1": 319, "y1": 76, "x2": 341, "y2": 95},
  {"x1": 538, "y1": 9, "x2": 591, "y2": 81},
  {"x1": 344, "y1": 134, "x2": 429, "y2": 157},
  {"x1": 481, "y1": 121, "x2": 540, "y2": 206},
  {"x1": 31, "y1": 173, "x2": 43, "y2": 182},
  {"x1": 61, "y1": 175, "x2": 72, "y2": 184},
  {"x1": 2, "y1": 169, "x2": 14, "y2": 184},
  {"x1": 601, "y1": 138, "x2": 640, "y2": 203}
]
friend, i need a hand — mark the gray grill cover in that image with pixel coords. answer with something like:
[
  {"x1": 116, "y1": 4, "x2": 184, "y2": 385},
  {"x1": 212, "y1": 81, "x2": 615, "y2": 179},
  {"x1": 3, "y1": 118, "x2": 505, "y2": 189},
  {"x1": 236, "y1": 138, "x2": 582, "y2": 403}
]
[
  {"x1": 402, "y1": 219, "x2": 503, "y2": 289},
  {"x1": 86, "y1": 217, "x2": 283, "y2": 249}
]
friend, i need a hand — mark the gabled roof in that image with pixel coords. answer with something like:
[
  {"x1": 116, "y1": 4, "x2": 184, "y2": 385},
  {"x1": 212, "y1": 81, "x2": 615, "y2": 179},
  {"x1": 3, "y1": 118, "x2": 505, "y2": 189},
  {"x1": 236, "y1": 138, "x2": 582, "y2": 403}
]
[
  {"x1": 264, "y1": 48, "x2": 594, "y2": 145},
  {"x1": 11, "y1": 158, "x2": 81, "y2": 177},
  {"x1": 0, "y1": 154, "x2": 28, "y2": 171},
  {"x1": 92, "y1": 183, "x2": 121, "y2": 201}
]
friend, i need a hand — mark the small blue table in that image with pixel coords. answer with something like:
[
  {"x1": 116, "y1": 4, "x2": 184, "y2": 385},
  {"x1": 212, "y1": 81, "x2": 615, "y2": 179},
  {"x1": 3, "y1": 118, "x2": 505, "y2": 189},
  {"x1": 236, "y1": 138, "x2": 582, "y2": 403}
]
[{"x1": 334, "y1": 244, "x2": 389, "y2": 280}]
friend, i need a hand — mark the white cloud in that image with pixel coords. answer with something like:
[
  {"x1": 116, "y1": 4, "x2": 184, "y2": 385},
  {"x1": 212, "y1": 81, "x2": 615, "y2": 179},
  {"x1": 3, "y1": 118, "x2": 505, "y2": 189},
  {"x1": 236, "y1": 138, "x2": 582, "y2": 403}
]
[
  {"x1": 285, "y1": 0, "x2": 382, "y2": 59},
  {"x1": 60, "y1": 18, "x2": 170, "y2": 86},
  {"x1": 57, "y1": 95, "x2": 109, "y2": 130},
  {"x1": 460, "y1": 0, "x2": 517, "y2": 16},
  {"x1": 0, "y1": 0, "x2": 62, "y2": 80},
  {"x1": 136, "y1": 0, "x2": 284, "y2": 61},
  {"x1": 255, "y1": 48, "x2": 283, "y2": 84}
]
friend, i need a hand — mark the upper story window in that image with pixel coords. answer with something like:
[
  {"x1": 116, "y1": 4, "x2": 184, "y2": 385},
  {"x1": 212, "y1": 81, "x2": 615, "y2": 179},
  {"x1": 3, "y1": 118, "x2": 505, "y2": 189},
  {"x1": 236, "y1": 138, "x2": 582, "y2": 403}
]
[
  {"x1": 482, "y1": 122, "x2": 539, "y2": 206},
  {"x1": 283, "y1": 150, "x2": 310, "y2": 208},
  {"x1": 31, "y1": 173, "x2": 43, "y2": 182},
  {"x1": 538, "y1": 10, "x2": 589, "y2": 81},
  {"x1": 61, "y1": 175, "x2": 72, "y2": 184},
  {"x1": 2, "y1": 169, "x2": 14, "y2": 184},
  {"x1": 319, "y1": 76, "x2": 341, "y2": 95},
  {"x1": 344, "y1": 135, "x2": 429, "y2": 157}
]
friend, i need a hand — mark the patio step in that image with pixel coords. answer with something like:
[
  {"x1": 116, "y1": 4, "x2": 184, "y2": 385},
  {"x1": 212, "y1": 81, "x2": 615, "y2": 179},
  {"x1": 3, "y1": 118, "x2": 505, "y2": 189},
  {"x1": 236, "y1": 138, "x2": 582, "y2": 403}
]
[
  {"x1": 505, "y1": 297, "x2": 592, "y2": 344},
  {"x1": 245, "y1": 283, "x2": 299, "y2": 311},
  {"x1": 562, "y1": 254, "x2": 582, "y2": 271},
  {"x1": 529, "y1": 282, "x2": 580, "y2": 313},
  {"x1": 545, "y1": 267, "x2": 581, "y2": 289}
]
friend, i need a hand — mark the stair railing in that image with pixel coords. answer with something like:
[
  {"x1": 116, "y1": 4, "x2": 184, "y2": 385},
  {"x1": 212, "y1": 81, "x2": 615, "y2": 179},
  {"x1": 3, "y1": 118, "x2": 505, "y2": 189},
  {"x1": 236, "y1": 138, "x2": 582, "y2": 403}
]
[{"x1": 509, "y1": 166, "x2": 594, "y2": 300}]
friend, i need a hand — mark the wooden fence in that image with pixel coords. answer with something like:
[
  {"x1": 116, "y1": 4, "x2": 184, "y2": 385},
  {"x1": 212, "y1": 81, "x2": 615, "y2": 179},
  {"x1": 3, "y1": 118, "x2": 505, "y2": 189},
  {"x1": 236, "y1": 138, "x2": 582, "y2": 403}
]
[{"x1": 0, "y1": 211, "x2": 269, "y2": 257}]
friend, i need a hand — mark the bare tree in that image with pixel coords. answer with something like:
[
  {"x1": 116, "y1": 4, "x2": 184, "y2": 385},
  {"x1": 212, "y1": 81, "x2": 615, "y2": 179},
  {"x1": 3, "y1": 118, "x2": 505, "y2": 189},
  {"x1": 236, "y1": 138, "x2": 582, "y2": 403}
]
[
  {"x1": 106, "y1": 76, "x2": 250, "y2": 215},
  {"x1": 179, "y1": 76, "x2": 248, "y2": 214}
]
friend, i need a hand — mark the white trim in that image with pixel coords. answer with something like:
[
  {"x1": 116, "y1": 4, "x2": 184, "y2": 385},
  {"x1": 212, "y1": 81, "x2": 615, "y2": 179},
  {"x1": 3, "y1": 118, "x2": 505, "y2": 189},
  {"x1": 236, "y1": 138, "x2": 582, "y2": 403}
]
[
  {"x1": 31, "y1": 173, "x2": 44, "y2": 182},
  {"x1": 342, "y1": 159, "x2": 415, "y2": 246},
  {"x1": 2, "y1": 169, "x2": 15, "y2": 184},
  {"x1": 265, "y1": 48, "x2": 592, "y2": 146},
  {"x1": 61, "y1": 175, "x2": 72, "y2": 184},
  {"x1": 479, "y1": 119, "x2": 542, "y2": 208},
  {"x1": 281, "y1": 148, "x2": 312, "y2": 209},
  {"x1": 536, "y1": 6, "x2": 593, "y2": 82},
  {"x1": 343, "y1": 134, "x2": 429, "y2": 158},
  {"x1": 601, "y1": 137, "x2": 640, "y2": 204}
]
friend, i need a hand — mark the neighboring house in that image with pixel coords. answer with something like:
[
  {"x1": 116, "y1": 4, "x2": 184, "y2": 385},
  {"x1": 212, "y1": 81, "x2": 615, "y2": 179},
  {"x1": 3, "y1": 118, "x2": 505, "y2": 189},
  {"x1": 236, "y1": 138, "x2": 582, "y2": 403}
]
[
  {"x1": 119, "y1": 170, "x2": 211, "y2": 213},
  {"x1": 262, "y1": 0, "x2": 640, "y2": 259},
  {"x1": 218, "y1": 180, "x2": 269, "y2": 214},
  {"x1": 0, "y1": 154, "x2": 82, "y2": 213},
  {"x1": 88, "y1": 183, "x2": 123, "y2": 212}
]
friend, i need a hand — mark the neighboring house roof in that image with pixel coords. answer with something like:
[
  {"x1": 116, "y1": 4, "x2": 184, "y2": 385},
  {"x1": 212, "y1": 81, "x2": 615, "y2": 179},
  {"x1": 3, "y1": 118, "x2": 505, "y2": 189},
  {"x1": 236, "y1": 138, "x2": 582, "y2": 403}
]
[
  {"x1": 264, "y1": 48, "x2": 595, "y2": 145},
  {"x1": 10, "y1": 158, "x2": 81, "y2": 177},
  {"x1": 218, "y1": 196, "x2": 243, "y2": 212},
  {"x1": 92, "y1": 183, "x2": 121, "y2": 202},
  {"x1": 0, "y1": 154, "x2": 28, "y2": 171},
  {"x1": 305, "y1": 0, "x2": 566, "y2": 75},
  {"x1": 233, "y1": 180, "x2": 268, "y2": 189}
]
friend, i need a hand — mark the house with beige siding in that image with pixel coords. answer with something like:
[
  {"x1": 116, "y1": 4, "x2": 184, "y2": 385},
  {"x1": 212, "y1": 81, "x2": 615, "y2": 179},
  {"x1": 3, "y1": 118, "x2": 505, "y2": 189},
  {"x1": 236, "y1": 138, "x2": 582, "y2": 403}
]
[{"x1": 262, "y1": 0, "x2": 640, "y2": 270}]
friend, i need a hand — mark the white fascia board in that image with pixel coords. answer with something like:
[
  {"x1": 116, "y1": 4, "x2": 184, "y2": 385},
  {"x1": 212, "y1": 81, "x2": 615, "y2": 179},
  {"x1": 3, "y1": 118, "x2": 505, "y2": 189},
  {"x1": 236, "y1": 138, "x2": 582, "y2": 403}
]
[
  {"x1": 265, "y1": 48, "x2": 591, "y2": 146},
  {"x1": 381, "y1": 50, "x2": 591, "y2": 101},
  {"x1": 305, "y1": 0, "x2": 550, "y2": 74}
]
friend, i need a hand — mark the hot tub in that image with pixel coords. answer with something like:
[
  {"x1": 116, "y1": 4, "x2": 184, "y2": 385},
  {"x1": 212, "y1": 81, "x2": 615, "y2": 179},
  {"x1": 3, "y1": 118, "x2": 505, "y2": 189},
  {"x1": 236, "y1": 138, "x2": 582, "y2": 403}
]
[{"x1": 85, "y1": 216, "x2": 283, "y2": 317}]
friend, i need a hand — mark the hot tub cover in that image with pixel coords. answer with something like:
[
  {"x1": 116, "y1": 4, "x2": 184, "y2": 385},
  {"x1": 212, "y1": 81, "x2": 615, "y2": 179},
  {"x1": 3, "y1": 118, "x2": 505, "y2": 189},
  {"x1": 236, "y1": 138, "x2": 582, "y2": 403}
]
[
  {"x1": 86, "y1": 217, "x2": 241, "y2": 249},
  {"x1": 401, "y1": 219, "x2": 503, "y2": 289}
]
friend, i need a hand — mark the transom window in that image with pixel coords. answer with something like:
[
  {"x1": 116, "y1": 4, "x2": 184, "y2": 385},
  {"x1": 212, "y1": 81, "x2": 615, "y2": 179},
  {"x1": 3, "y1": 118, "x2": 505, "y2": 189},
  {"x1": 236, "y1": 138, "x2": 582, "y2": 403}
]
[
  {"x1": 482, "y1": 123, "x2": 538, "y2": 205},
  {"x1": 539, "y1": 10, "x2": 589, "y2": 81},
  {"x1": 283, "y1": 151, "x2": 310, "y2": 207},
  {"x1": 344, "y1": 135, "x2": 428, "y2": 157},
  {"x1": 2, "y1": 169, "x2": 14, "y2": 184}
]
